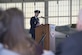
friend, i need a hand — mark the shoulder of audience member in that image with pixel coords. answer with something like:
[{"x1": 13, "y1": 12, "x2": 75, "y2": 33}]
[
  {"x1": 0, "y1": 43, "x2": 19, "y2": 55},
  {"x1": 42, "y1": 50, "x2": 55, "y2": 55},
  {"x1": 62, "y1": 31, "x2": 82, "y2": 43},
  {"x1": 67, "y1": 31, "x2": 82, "y2": 38}
]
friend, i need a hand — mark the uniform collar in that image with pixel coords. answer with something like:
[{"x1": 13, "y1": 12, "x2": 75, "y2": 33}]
[{"x1": 35, "y1": 16, "x2": 38, "y2": 19}]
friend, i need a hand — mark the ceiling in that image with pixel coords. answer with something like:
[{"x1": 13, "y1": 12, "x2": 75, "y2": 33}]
[{"x1": 0, "y1": 0, "x2": 65, "y2": 3}]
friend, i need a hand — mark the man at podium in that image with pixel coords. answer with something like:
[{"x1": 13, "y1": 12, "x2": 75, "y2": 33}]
[{"x1": 29, "y1": 10, "x2": 40, "y2": 40}]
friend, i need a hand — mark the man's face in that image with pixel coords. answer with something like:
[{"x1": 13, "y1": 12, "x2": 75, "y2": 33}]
[{"x1": 35, "y1": 13, "x2": 39, "y2": 17}]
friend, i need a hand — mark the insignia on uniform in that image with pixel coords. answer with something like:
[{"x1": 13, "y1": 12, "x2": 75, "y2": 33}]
[{"x1": 34, "y1": 21, "x2": 36, "y2": 24}]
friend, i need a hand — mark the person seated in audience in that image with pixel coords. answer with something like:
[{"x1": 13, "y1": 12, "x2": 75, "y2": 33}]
[
  {"x1": 56, "y1": 9, "x2": 82, "y2": 55},
  {"x1": 1, "y1": 8, "x2": 43, "y2": 55},
  {"x1": 0, "y1": 8, "x2": 54, "y2": 55},
  {"x1": 0, "y1": 8, "x2": 19, "y2": 55}
]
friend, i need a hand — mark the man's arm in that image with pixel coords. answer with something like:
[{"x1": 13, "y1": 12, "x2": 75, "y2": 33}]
[{"x1": 30, "y1": 17, "x2": 36, "y2": 28}]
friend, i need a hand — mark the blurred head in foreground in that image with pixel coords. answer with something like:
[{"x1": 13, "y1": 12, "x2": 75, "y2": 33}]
[{"x1": 2, "y1": 8, "x2": 43, "y2": 55}]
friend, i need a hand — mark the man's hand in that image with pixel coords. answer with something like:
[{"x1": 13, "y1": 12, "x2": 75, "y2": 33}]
[{"x1": 36, "y1": 23, "x2": 40, "y2": 26}]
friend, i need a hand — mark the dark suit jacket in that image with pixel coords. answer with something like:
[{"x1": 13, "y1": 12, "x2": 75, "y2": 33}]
[
  {"x1": 29, "y1": 16, "x2": 39, "y2": 34},
  {"x1": 56, "y1": 31, "x2": 82, "y2": 55}
]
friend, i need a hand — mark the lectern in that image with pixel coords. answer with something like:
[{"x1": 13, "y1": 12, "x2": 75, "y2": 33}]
[{"x1": 35, "y1": 24, "x2": 55, "y2": 52}]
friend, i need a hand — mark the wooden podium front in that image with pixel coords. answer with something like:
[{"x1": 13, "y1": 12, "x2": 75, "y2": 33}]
[{"x1": 35, "y1": 24, "x2": 55, "y2": 52}]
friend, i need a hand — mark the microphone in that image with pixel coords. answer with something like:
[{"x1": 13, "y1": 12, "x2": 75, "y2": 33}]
[{"x1": 41, "y1": 16, "x2": 45, "y2": 18}]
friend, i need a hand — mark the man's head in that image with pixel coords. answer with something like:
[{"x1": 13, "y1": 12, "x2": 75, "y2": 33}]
[
  {"x1": 34, "y1": 10, "x2": 40, "y2": 17},
  {"x1": 77, "y1": 9, "x2": 82, "y2": 31}
]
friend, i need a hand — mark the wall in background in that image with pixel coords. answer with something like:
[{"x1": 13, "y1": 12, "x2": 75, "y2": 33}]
[{"x1": 0, "y1": 0, "x2": 81, "y2": 29}]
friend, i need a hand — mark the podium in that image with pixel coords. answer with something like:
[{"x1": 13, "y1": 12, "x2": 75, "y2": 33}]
[{"x1": 35, "y1": 24, "x2": 55, "y2": 52}]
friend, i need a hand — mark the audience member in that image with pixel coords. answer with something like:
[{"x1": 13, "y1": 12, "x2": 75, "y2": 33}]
[
  {"x1": 2, "y1": 8, "x2": 43, "y2": 55},
  {"x1": 56, "y1": 9, "x2": 82, "y2": 55},
  {"x1": 0, "y1": 8, "x2": 19, "y2": 55}
]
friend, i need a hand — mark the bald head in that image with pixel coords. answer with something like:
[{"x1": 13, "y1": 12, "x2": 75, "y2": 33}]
[
  {"x1": 77, "y1": 9, "x2": 82, "y2": 31},
  {"x1": 78, "y1": 9, "x2": 82, "y2": 21}
]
